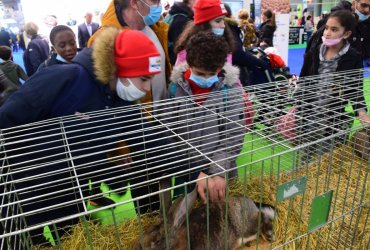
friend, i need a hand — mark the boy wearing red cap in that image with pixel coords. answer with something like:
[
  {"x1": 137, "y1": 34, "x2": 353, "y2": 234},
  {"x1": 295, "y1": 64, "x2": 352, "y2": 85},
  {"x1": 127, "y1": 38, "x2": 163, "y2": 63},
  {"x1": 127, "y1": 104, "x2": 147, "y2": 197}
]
[
  {"x1": 168, "y1": 32, "x2": 246, "y2": 203},
  {"x1": 0, "y1": 28, "x2": 182, "y2": 243},
  {"x1": 89, "y1": 0, "x2": 171, "y2": 105}
]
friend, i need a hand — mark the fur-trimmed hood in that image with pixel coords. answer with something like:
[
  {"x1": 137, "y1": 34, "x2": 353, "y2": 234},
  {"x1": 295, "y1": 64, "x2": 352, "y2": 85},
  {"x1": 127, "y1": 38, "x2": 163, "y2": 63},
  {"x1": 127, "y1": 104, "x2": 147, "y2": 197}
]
[
  {"x1": 170, "y1": 63, "x2": 240, "y2": 87},
  {"x1": 225, "y1": 17, "x2": 238, "y2": 28},
  {"x1": 91, "y1": 26, "x2": 120, "y2": 84},
  {"x1": 73, "y1": 26, "x2": 121, "y2": 84},
  {"x1": 87, "y1": 0, "x2": 172, "y2": 83}
]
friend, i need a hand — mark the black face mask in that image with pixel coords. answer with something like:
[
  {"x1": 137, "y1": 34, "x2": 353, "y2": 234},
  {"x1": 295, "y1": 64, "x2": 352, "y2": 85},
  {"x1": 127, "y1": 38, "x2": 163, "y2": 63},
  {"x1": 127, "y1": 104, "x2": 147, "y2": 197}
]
[{"x1": 114, "y1": 0, "x2": 128, "y2": 26}]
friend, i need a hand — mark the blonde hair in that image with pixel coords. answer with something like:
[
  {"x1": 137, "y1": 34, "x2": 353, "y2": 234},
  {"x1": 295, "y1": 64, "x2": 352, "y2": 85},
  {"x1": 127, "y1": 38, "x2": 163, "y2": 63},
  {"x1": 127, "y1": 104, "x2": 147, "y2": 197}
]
[
  {"x1": 24, "y1": 22, "x2": 39, "y2": 37},
  {"x1": 238, "y1": 9, "x2": 249, "y2": 20}
]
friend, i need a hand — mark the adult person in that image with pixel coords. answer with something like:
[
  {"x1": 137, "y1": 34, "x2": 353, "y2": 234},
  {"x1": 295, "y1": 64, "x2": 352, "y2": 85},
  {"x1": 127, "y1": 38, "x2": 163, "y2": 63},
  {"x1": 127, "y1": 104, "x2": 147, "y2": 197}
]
[
  {"x1": 352, "y1": 0, "x2": 370, "y2": 64},
  {"x1": 0, "y1": 28, "x2": 183, "y2": 243},
  {"x1": 22, "y1": 22, "x2": 50, "y2": 77},
  {"x1": 305, "y1": 15, "x2": 314, "y2": 44},
  {"x1": 226, "y1": 5, "x2": 273, "y2": 85},
  {"x1": 18, "y1": 29, "x2": 26, "y2": 51},
  {"x1": 306, "y1": 0, "x2": 370, "y2": 63},
  {"x1": 166, "y1": 0, "x2": 195, "y2": 64},
  {"x1": 238, "y1": 9, "x2": 258, "y2": 49},
  {"x1": 88, "y1": 0, "x2": 171, "y2": 102},
  {"x1": 317, "y1": 13, "x2": 328, "y2": 30},
  {"x1": 77, "y1": 12, "x2": 99, "y2": 48},
  {"x1": 259, "y1": 9, "x2": 276, "y2": 47},
  {"x1": 0, "y1": 27, "x2": 11, "y2": 47}
]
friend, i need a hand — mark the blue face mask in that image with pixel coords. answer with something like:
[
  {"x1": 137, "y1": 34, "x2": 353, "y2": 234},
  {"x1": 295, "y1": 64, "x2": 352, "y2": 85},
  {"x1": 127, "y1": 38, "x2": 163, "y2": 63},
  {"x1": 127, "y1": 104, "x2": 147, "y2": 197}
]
[
  {"x1": 138, "y1": 0, "x2": 162, "y2": 26},
  {"x1": 355, "y1": 8, "x2": 370, "y2": 22},
  {"x1": 212, "y1": 28, "x2": 225, "y2": 36},
  {"x1": 190, "y1": 73, "x2": 219, "y2": 88}
]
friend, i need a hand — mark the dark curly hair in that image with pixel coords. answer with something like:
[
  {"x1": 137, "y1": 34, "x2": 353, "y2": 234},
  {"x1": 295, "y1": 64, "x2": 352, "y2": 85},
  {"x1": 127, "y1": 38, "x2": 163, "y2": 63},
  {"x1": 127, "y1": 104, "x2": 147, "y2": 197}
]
[
  {"x1": 49, "y1": 25, "x2": 75, "y2": 46},
  {"x1": 185, "y1": 32, "x2": 229, "y2": 72},
  {"x1": 175, "y1": 20, "x2": 235, "y2": 54}
]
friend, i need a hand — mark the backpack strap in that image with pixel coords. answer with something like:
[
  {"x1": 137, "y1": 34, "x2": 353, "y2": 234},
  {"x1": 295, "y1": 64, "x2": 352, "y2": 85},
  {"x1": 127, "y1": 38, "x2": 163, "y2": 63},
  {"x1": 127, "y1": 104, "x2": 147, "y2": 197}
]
[
  {"x1": 167, "y1": 13, "x2": 189, "y2": 48},
  {"x1": 169, "y1": 82, "x2": 178, "y2": 98},
  {"x1": 165, "y1": 13, "x2": 188, "y2": 26},
  {"x1": 221, "y1": 85, "x2": 229, "y2": 112}
]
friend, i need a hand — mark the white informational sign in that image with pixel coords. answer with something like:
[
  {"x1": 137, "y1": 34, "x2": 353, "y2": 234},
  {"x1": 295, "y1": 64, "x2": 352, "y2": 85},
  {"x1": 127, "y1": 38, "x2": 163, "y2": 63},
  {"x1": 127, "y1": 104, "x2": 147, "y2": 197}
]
[
  {"x1": 254, "y1": 0, "x2": 262, "y2": 25},
  {"x1": 273, "y1": 13, "x2": 290, "y2": 65}
]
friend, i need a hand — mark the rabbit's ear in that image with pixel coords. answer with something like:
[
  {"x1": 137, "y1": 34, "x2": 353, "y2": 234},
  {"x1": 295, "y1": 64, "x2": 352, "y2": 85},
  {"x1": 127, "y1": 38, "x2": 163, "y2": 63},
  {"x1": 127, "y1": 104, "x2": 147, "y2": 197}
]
[
  {"x1": 173, "y1": 187, "x2": 198, "y2": 229},
  {"x1": 159, "y1": 178, "x2": 172, "y2": 215}
]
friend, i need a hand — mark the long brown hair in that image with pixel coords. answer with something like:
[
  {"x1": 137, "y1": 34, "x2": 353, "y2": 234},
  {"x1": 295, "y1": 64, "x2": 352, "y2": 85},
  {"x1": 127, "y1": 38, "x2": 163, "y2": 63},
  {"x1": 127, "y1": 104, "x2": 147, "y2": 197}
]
[
  {"x1": 175, "y1": 20, "x2": 235, "y2": 54},
  {"x1": 263, "y1": 9, "x2": 276, "y2": 27}
]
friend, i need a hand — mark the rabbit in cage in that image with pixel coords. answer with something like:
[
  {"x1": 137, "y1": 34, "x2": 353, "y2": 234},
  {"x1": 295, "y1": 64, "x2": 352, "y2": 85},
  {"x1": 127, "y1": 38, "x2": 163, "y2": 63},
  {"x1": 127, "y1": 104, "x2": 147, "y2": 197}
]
[
  {"x1": 133, "y1": 179, "x2": 276, "y2": 250},
  {"x1": 352, "y1": 129, "x2": 370, "y2": 161}
]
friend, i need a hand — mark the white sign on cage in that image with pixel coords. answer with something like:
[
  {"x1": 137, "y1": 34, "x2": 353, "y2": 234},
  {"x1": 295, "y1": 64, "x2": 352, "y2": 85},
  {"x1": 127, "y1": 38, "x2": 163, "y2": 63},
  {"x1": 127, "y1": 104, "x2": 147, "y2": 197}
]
[{"x1": 1, "y1": 68, "x2": 369, "y2": 249}]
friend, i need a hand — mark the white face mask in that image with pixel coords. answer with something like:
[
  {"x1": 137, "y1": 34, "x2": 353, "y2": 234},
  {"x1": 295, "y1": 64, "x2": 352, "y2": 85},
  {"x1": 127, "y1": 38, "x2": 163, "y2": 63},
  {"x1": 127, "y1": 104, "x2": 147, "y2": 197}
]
[{"x1": 116, "y1": 78, "x2": 146, "y2": 101}]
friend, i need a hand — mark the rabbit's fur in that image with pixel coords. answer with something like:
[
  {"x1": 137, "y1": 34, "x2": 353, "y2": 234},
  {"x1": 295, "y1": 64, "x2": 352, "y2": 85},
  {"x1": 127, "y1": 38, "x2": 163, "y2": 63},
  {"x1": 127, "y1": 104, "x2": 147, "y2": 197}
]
[
  {"x1": 134, "y1": 181, "x2": 276, "y2": 250},
  {"x1": 352, "y1": 129, "x2": 370, "y2": 161}
]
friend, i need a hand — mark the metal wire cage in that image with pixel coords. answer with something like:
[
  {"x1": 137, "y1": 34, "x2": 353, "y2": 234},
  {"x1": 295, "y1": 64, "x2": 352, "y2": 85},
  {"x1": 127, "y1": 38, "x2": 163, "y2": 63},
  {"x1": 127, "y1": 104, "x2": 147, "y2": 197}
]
[{"x1": 1, "y1": 68, "x2": 369, "y2": 249}]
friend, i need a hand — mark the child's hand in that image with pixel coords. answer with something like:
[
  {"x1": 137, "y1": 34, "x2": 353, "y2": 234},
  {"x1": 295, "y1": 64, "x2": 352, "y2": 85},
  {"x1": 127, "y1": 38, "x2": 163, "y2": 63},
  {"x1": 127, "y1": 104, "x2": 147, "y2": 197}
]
[
  {"x1": 358, "y1": 111, "x2": 370, "y2": 125},
  {"x1": 197, "y1": 172, "x2": 226, "y2": 204}
]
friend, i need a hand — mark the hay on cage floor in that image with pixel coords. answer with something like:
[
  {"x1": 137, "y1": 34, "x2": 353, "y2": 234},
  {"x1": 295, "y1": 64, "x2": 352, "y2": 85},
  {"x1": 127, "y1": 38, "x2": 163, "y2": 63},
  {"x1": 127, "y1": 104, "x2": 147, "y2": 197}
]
[{"x1": 37, "y1": 145, "x2": 369, "y2": 250}]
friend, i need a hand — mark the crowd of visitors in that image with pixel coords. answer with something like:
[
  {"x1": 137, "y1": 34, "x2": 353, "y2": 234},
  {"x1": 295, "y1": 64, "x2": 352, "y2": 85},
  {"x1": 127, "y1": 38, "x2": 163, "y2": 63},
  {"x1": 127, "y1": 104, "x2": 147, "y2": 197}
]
[{"x1": 0, "y1": 0, "x2": 369, "y2": 245}]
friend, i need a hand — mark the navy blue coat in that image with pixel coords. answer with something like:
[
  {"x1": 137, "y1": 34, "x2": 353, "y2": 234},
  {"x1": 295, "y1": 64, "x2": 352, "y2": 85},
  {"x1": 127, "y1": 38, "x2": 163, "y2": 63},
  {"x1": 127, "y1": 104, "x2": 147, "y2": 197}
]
[
  {"x1": 0, "y1": 48, "x2": 187, "y2": 243},
  {"x1": 23, "y1": 35, "x2": 50, "y2": 77}
]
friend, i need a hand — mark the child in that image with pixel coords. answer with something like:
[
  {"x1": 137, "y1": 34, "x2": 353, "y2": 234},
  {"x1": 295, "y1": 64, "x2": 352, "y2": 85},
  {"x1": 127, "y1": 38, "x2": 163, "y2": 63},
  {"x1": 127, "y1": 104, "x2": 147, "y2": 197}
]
[
  {"x1": 175, "y1": 0, "x2": 234, "y2": 65},
  {"x1": 0, "y1": 45, "x2": 27, "y2": 86},
  {"x1": 168, "y1": 32, "x2": 246, "y2": 203},
  {"x1": 38, "y1": 25, "x2": 77, "y2": 70},
  {"x1": 298, "y1": 10, "x2": 370, "y2": 158}
]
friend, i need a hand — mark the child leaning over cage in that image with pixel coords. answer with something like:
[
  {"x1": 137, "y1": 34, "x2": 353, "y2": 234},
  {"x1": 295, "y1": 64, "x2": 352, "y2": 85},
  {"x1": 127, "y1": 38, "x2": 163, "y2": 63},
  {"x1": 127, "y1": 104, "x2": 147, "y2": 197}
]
[
  {"x1": 297, "y1": 10, "x2": 370, "y2": 159},
  {"x1": 166, "y1": 32, "x2": 246, "y2": 204},
  {"x1": 0, "y1": 28, "x2": 188, "y2": 245}
]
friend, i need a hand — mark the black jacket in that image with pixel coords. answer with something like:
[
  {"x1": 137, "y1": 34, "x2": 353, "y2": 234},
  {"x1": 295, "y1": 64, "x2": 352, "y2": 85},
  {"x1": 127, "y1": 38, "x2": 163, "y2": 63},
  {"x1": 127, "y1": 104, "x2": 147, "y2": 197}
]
[
  {"x1": 0, "y1": 29, "x2": 11, "y2": 46},
  {"x1": 168, "y1": 2, "x2": 193, "y2": 64},
  {"x1": 77, "y1": 22, "x2": 99, "y2": 48},
  {"x1": 299, "y1": 45, "x2": 366, "y2": 116},
  {"x1": 307, "y1": 17, "x2": 370, "y2": 60},
  {"x1": 23, "y1": 35, "x2": 50, "y2": 77},
  {"x1": 300, "y1": 45, "x2": 363, "y2": 77},
  {"x1": 259, "y1": 21, "x2": 276, "y2": 46},
  {"x1": 225, "y1": 18, "x2": 274, "y2": 86}
]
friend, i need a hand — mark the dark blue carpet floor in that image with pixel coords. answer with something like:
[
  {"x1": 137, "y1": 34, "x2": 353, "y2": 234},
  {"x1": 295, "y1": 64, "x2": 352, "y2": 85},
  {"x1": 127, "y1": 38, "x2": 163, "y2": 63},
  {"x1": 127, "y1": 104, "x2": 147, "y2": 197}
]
[{"x1": 287, "y1": 48, "x2": 305, "y2": 76}]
